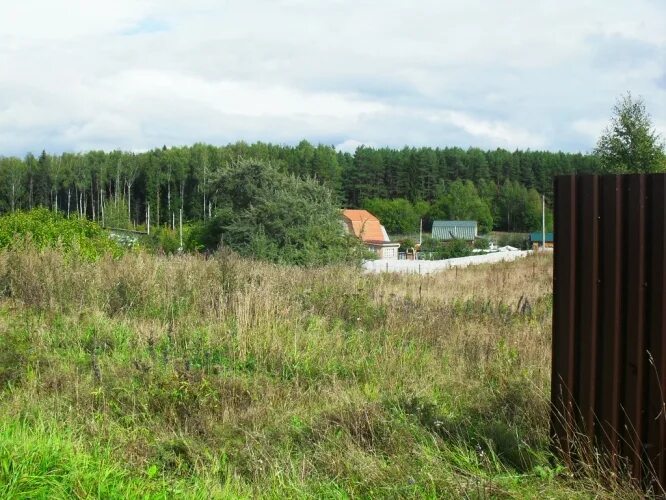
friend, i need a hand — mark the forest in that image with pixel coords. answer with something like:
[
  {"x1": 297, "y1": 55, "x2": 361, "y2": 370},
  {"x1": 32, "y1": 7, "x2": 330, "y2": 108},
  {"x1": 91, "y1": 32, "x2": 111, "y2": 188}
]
[{"x1": 0, "y1": 142, "x2": 601, "y2": 234}]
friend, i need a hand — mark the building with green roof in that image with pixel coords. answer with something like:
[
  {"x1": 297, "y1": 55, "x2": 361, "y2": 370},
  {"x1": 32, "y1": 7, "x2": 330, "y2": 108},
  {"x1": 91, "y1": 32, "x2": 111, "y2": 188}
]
[
  {"x1": 529, "y1": 232, "x2": 554, "y2": 248},
  {"x1": 431, "y1": 220, "x2": 478, "y2": 241}
]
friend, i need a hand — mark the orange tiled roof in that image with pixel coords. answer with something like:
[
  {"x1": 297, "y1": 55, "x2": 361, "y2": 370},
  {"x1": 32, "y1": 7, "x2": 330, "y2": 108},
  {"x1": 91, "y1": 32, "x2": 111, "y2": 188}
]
[{"x1": 342, "y1": 209, "x2": 388, "y2": 243}]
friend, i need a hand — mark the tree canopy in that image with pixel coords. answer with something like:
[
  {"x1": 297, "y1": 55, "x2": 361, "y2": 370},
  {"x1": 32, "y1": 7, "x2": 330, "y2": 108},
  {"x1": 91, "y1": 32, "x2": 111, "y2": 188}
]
[
  {"x1": 362, "y1": 198, "x2": 424, "y2": 235},
  {"x1": 193, "y1": 160, "x2": 364, "y2": 266},
  {"x1": 431, "y1": 180, "x2": 493, "y2": 233},
  {"x1": 0, "y1": 142, "x2": 597, "y2": 235},
  {"x1": 5, "y1": 94, "x2": 662, "y2": 238},
  {"x1": 595, "y1": 93, "x2": 665, "y2": 173}
]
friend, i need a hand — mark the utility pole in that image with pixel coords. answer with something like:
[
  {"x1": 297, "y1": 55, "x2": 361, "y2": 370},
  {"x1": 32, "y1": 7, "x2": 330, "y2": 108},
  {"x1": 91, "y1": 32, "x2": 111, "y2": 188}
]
[{"x1": 542, "y1": 194, "x2": 546, "y2": 252}]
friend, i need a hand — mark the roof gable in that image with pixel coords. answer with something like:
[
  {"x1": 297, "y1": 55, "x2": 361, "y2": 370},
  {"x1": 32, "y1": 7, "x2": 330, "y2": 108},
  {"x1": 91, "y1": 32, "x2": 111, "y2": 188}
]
[{"x1": 342, "y1": 209, "x2": 389, "y2": 243}]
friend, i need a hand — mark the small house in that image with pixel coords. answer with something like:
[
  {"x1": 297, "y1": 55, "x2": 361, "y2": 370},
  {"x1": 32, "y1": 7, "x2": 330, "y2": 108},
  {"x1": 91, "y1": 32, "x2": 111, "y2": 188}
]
[
  {"x1": 431, "y1": 220, "x2": 478, "y2": 241},
  {"x1": 342, "y1": 209, "x2": 400, "y2": 259},
  {"x1": 529, "y1": 232, "x2": 554, "y2": 250}
]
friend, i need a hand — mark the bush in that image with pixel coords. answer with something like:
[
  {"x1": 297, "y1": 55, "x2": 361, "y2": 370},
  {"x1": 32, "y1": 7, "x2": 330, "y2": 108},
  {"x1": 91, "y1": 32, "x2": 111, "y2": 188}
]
[
  {"x1": 397, "y1": 238, "x2": 417, "y2": 253},
  {"x1": 144, "y1": 227, "x2": 181, "y2": 254},
  {"x1": 417, "y1": 236, "x2": 473, "y2": 260},
  {"x1": 474, "y1": 237, "x2": 490, "y2": 250},
  {"x1": 0, "y1": 209, "x2": 122, "y2": 260},
  {"x1": 496, "y1": 232, "x2": 528, "y2": 249},
  {"x1": 440, "y1": 239, "x2": 473, "y2": 259}
]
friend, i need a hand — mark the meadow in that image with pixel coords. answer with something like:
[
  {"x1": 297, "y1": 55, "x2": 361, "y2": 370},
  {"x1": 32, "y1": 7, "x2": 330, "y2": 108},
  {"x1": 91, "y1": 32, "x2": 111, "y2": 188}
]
[{"x1": 0, "y1": 248, "x2": 642, "y2": 498}]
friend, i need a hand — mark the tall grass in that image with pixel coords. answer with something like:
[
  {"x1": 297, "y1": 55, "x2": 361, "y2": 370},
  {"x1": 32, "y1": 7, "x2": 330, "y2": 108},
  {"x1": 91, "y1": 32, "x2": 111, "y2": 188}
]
[{"x1": 0, "y1": 248, "x2": 644, "y2": 498}]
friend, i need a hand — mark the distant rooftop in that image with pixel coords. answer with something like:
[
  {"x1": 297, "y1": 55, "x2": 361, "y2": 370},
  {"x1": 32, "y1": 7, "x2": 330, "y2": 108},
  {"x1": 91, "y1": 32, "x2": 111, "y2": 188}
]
[
  {"x1": 432, "y1": 220, "x2": 477, "y2": 228},
  {"x1": 342, "y1": 209, "x2": 390, "y2": 243},
  {"x1": 529, "y1": 232, "x2": 554, "y2": 243},
  {"x1": 431, "y1": 220, "x2": 478, "y2": 241}
]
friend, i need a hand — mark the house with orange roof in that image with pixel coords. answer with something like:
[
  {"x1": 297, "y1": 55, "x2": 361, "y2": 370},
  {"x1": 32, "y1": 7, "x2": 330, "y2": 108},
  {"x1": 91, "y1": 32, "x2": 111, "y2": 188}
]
[{"x1": 342, "y1": 209, "x2": 400, "y2": 259}]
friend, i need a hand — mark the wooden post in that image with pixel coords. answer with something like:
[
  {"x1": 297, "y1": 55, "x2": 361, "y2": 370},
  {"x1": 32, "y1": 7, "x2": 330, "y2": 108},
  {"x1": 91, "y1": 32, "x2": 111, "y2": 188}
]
[{"x1": 147, "y1": 203, "x2": 150, "y2": 236}]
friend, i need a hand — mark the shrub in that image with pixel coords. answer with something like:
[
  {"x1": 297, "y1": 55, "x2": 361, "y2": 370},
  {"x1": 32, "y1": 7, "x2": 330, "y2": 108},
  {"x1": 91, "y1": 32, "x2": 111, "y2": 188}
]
[
  {"x1": 474, "y1": 237, "x2": 490, "y2": 250},
  {"x1": 144, "y1": 227, "x2": 181, "y2": 254},
  {"x1": 439, "y1": 239, "x2": 473, "y2": 259},
  {"x1": 419, "y1": 238, "x2": 473, "y2": 260},
  {"x1": 0, "y1": 209, "x2": 122, "y2": 260},
  {"x1": 184, "y1": 217, "x2": 227, "y2": 253},
  {"x1": 496, "y1": 232, "x2": 528, "y2": 249},
  {"x1": 397, "y1": 238, "x2": 417, "y2": 253}
]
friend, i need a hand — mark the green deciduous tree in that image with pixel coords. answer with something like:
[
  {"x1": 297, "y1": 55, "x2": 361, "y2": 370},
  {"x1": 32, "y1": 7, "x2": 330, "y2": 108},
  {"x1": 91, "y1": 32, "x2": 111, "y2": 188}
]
[
  {"x1": 199, "y1": 159, "x2": 363, "y2": 265},
  {"x1": 0, "y1": 158, "x2": 25, "y2": 212},
  {"x1": 595, "y1": 93, "x2": 665, "y2": 173},
  {"x1": 431, "y1": 180, "x2": 493, "y2": 233},
  {"x1": 362, "y1": 198, "x2": 419, "y2": 235},
  {"x1": 497, "y1": 181, "x2": 548, "y2": 232}
]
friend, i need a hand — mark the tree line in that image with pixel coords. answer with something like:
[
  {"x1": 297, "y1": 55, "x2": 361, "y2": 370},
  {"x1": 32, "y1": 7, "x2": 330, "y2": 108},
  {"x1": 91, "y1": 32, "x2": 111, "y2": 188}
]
[
  {"x1": 1, "y1": 93, "x2": 662, "y2": 235},
  {"x1": 0, "y1": 142, "x2": 599, "y2": 232}
]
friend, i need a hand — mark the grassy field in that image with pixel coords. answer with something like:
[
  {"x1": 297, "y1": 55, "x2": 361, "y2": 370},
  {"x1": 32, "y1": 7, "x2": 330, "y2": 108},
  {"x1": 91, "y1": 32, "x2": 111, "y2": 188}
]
[{"x1": 0, "y1": 248, "x2": 641, "y2": 498}]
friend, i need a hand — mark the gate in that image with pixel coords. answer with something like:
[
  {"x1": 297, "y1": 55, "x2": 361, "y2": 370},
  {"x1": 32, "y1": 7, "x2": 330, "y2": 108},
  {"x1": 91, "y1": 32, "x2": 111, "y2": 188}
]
[{"x1": 551, "y1": 174, "x2": 666, "y2": 490}]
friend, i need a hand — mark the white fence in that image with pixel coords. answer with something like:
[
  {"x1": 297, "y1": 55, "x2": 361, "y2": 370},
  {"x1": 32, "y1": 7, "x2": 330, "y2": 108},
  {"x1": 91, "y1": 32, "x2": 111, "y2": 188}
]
[{"x1": 363, "y1": 250, "x2": 531, "y2": 274}]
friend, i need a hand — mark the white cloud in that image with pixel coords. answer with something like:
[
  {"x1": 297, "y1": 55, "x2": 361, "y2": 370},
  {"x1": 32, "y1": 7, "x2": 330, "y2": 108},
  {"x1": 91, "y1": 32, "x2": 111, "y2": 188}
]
[
  {"x1": 431, "y1": 111, "x2": 546, "y2": 150},
  {"x1": 336, "y1": 139, "x2": 375, "y2": 153},
  {"x1": 572, "y1": 119, "x2": 608, "y2": 141},
  {"x1": 0, "y1": 0, "x2": 664, "y2": 155},
  {"x1": 0, "y1": 1, "x2": 149, "y2": 39}
]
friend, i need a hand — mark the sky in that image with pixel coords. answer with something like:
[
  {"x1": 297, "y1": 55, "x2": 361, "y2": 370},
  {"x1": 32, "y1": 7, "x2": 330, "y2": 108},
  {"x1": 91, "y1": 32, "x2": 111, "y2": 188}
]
[{"x1": 0, "y1": 0, "x2": 664, "y2": 156}]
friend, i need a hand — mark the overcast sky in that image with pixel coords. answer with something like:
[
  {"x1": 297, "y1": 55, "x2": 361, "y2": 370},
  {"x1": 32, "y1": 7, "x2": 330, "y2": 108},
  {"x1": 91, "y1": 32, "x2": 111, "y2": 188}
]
[{"x1": 1, "y1": 0, "x2": 664, "y2": 156}]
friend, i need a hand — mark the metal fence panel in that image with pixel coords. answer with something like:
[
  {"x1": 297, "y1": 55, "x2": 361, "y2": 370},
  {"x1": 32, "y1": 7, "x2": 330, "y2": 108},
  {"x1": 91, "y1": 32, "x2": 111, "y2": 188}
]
[{"x1": 551, "y1": 173, "x2": 666, "y2": 491}]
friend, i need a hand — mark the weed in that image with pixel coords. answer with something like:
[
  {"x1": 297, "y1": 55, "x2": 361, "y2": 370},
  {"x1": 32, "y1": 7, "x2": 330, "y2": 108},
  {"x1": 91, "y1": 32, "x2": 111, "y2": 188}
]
[{"x1": 0, "y1": 249, "x2": 646, "y2": 497}]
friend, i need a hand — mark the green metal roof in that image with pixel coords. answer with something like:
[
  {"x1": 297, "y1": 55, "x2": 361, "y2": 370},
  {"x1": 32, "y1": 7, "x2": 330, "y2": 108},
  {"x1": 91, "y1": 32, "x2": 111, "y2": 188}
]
[
  {"x1": 432, "y1": 220, "x2": 477, "y2": 228},
  {"x1": 529, "y1": 232, "x2": 554, "y2": 243},
  {"x1": 431, "y1": 220, "x2": 478, "y2": 241}
]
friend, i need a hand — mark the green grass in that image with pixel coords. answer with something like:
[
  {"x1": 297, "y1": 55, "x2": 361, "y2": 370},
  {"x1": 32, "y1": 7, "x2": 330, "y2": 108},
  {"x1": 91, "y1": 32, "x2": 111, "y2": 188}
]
[{"x1": 0, "y1": 248, "x2": 644, "y2": 498}]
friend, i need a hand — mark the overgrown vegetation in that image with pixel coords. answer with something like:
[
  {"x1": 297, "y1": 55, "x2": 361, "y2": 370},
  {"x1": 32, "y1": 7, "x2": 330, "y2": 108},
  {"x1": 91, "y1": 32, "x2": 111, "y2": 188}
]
[
  {"x1": 0, "y1": 208, "x2": 122, "y2": 260},
  {"x1": 0, "y1": 247, "x2": 644, "y2": 497},
  {"x1": 417, "y1": 236, "x2": 474, "y2": 260}
]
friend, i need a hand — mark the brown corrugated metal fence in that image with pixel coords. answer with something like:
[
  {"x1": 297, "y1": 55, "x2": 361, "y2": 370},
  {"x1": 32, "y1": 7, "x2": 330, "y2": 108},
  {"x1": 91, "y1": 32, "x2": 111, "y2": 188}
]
[{"x1": 551, "y1": 174, "x2": 666, "y2": 492}]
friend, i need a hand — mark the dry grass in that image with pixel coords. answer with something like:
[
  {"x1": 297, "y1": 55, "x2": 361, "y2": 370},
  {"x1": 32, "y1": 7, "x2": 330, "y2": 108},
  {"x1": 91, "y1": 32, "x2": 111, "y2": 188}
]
[{"x1": 0, "y1": 248, "x2": 645, "y2": 498}]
